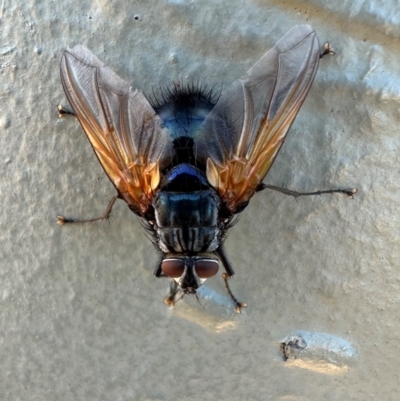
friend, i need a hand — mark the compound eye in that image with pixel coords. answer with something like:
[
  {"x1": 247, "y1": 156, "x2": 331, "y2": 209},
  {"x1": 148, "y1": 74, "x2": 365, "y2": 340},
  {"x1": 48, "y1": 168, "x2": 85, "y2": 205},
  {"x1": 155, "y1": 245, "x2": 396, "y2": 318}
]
[
  {"x1": 195, "y1": 259, "x2": 219, "y2": 278},
  {"x1": 161, "y1": 259, "x2": 185, "y2": 278}
]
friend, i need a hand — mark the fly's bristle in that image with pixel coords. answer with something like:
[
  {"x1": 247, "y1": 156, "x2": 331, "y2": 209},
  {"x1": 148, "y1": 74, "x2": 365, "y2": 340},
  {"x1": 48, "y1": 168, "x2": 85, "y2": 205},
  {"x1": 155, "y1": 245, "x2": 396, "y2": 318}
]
[
  {"x1": 219, "y1": 216, "x2": 239, "y2": 245},
  {"x1": 139, "y1": 218, "x2": 162, "y2": 253},
  {"x1": 147, "y1": 81, "x2": 220, "y2": 109},
  {"x1": 224, "y1": 216, "x2": 239, "y2": 231}
]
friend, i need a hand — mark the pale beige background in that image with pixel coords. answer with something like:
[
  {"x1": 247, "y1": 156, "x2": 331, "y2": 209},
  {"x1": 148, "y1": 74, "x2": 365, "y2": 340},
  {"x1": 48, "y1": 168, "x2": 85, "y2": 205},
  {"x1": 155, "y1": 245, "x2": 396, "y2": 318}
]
[{"x1": 1, "y1": 0, "x2": 399, "y2": 400}]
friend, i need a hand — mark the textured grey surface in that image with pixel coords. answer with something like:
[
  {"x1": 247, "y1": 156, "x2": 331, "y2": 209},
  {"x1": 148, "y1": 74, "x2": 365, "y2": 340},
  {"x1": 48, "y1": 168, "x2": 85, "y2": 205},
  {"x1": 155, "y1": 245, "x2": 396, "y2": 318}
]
[{"x1": 1, "y1": 0, "x2": 399, "y2": 400}]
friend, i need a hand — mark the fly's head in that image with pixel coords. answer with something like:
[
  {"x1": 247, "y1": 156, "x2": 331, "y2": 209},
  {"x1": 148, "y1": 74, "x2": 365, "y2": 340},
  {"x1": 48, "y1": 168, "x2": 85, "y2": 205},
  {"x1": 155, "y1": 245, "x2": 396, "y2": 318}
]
[{"x1": 156, "y1": 253, "x2": 219, "y2": 294}]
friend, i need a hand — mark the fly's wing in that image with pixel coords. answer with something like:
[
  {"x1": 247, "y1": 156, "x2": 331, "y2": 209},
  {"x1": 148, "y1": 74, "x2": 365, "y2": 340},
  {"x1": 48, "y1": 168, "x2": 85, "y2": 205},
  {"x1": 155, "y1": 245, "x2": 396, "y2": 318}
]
[
  {"x1": 60, "y1": 45, "x2": 173, "y2": 216},
  {"x1": 195, "y1": 25, "x2": 320, "y2": 214}
]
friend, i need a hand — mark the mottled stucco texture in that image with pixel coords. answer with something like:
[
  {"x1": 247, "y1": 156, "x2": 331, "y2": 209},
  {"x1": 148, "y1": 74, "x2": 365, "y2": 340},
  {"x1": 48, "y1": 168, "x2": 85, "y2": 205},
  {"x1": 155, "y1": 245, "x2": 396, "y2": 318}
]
[{"x1": 1, "y1": 1, "x2": 399, "y2": 400}]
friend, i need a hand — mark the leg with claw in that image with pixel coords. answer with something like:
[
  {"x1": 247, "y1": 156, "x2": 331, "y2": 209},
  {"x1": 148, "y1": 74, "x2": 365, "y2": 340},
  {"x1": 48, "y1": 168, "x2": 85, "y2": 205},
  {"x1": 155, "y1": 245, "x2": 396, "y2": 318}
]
[
  {"x1": 257, "y1": 184, "x2": 357, "y2": 199},
  {"x1": 222, "y1": 273, "x2": 247, "y2": 313},
  {"x1": 320, "y1": 42, "x2": 335, "y2": 59},
  {"x1": 164, "y1": 281, "x2": 179, "y2": 308},
  {"x1": 57, "y1": 195, "x2": 120, "y2": 225},
  {"x1": 57, "y1": 104, "x2": 76, "y2": 118}
]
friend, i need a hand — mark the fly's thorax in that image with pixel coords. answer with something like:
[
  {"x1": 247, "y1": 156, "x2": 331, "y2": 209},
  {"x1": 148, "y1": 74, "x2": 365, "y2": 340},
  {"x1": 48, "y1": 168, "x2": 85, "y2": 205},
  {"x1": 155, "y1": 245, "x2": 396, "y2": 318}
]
[
  {"x1": 152, "y1": 189, "x2": 222, "y2": 253},
  {"x1": 160, "y1": 253, "x2": 219, "y2": 292}
]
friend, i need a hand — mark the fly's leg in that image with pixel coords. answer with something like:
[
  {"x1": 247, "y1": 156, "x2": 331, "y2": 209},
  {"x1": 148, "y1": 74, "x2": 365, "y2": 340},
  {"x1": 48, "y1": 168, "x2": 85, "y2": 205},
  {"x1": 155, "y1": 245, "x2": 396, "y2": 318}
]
[
  {"x1": 288, "y1": 43, "x2": 346, "y2": 196},
  {"x1": 320, "y1": 42, "x2": 335, "y2": 59},
  {"x1": 57, "y1": 195, "x2": 120, "y2": 225},
  {"x1": 257, "y1": 184, "x2": 357, "y2": 199},
  {"x1": 57, "y1": 104, "x2": 76, "y2": 117},
  {"x1": 57, "y1": 104, "x2": 120, "y2": 225},
  {"x1": 164, "y1": 281, "x2": 179, "y2": 308},
  {"x1": 215, "y1": 247, "x2": 246, "y2": 312},
  {"x1": 222, "y1": 273, "x2": 247, "y2": 313},
  {"x1": 215, "y1": 246, "x2": 235, "y2": 276}
]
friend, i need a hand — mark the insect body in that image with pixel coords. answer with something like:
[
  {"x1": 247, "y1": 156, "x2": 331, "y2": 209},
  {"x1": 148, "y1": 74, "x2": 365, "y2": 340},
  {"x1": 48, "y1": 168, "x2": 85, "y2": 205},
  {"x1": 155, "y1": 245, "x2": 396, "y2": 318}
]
[{"x1": 59, "y1": 25, "x2": 354, "y2": 312}]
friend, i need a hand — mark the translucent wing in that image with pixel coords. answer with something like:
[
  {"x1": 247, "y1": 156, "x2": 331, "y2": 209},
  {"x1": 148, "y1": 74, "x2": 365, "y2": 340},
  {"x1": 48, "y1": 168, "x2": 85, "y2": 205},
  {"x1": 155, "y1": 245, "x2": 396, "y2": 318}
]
[
  {"x1": 60, "y1": 45, "x2": 173, "y2": 216},
  {"x1": 195, "y1": 25, "x2": 321, "y2": 213}
]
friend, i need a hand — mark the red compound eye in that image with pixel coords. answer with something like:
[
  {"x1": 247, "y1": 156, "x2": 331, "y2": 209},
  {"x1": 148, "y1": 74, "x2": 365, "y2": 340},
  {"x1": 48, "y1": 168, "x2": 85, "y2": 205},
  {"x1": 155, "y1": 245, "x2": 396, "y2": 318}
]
[
  {"x1": 195, "y1": 259, "x2": 219, "y2": 278},
  {"x1": 161, "y1": 259, "x2": 185, "y2": 278}
]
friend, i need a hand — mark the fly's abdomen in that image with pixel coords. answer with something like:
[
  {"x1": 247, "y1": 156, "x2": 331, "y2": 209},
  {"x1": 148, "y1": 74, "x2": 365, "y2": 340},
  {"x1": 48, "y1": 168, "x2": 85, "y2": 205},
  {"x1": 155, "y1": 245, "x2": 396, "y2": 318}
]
[{"x1": 153, "y1": 190, "x2": 221, "y2": 253}]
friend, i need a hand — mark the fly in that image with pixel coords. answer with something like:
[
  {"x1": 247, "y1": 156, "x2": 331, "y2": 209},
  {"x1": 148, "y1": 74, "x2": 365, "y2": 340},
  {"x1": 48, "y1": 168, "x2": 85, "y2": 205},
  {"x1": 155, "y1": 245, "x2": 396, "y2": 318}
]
[{"x1": 57, "y1": 25, "x2": 356, "y2": 312}]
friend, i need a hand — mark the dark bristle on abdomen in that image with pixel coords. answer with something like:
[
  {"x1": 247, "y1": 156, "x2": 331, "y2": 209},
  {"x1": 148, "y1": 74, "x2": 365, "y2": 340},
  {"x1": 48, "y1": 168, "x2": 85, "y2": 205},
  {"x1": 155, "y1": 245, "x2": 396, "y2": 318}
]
[{"x1": 148, "y1": 82, "x2": 219, "y2": 110}]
